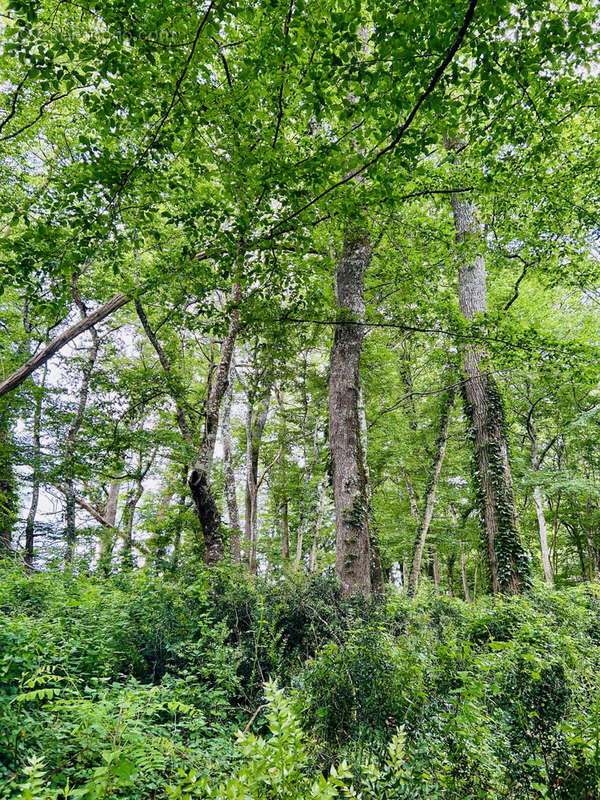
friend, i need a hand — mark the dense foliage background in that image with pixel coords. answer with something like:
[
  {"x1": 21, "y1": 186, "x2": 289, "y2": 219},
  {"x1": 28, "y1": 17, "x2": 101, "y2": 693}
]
[{"x1": 2, "y1": 561, "x2": 600, "y2": 798}]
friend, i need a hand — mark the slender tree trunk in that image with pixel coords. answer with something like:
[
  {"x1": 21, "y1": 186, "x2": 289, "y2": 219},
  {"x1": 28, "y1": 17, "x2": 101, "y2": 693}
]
[
  {"x1": 358, "y1": 389, "x2": 384, "y2": 591},
  {"x1": 448, "y1": 143, "x2": 530, "y2": 594},
  {"x1": 533, "y1": 485, "x2": 553, "y2": 583},
  {"x1": 402, "y1": 465, "x2": 419, "y2": 519},
  {"x1": 189, "y1": 281, "x2": 241, "y2": 564},
  {"x1": 222, "y1": 360, "x2": 241, "y2": 563},
  {"x1": 447, "y1": 552, "x2": 456, "y2": 598},
  {"x1": 585, "y1": 494, "x2": 599, "y2": 581},
  {"x1": 121, "y1": 447, "x2": 156, "y2": 570},
  {"x1": 281, "y1": 499, "x2": 290, "y2": 560},
  {"x1": 0, "y1": 292, "x2": 130, "y2": 399},
  {"x1": 309, "y1": 478, "x2": 327, "y2": 573},
  {"x1": 245, "y1": 387, "x2": 270, "y2": 574},
  {"x1": 98, "y1": 480, "x2": 120, "y2": 576},
  {"x1": 64, "y1": 484, "x2": 77, "y2": 564},
  {"x1": 121, "y1": 488, "x2": 141, "y2": 570},
  {"x1": 329, "y1": 229, "x2": 371, "y2": 596},
  {"x1": 551, "y1": 489, "x2": 561, "y2": 575},
  {"x1": 63, "y1": 288, "x2": 99, "y2": 564},
  {"x1": 24, "y1": 369, "x2": 45, "y2": 568},
  {"x1": 0, "y1": 403, "x2": 16, "y2": 552},
  {"x1": 408, "y1": 386, "x2": 455, "y2": 595},
  {"x1": 432, "y1": 548, "x2": 441, "y2": 587},
  {"x1": 529, "y1": 422, "x2": 553, "y2": 583},
  {"x1": 136, "y1": 299, "x2": 193, "y2": 446},
  {"x1": 461, "y1": 544, "x2": 471, "y2": 603},
  {"x1": 294, "y1": 521, "x2": 303, "y2": 570}
]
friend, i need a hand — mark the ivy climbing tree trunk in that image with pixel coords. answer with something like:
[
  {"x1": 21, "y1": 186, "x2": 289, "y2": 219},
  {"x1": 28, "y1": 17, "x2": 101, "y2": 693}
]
[
  {"x1": 448, "y1": 141, "x2": 530, "y2": 594},
  {"x1": 189, "y1": 280, "x2": 241, "y2": 564},
  {"x1": 328, "y1": 229, "x2": 371, "y2": 596}
]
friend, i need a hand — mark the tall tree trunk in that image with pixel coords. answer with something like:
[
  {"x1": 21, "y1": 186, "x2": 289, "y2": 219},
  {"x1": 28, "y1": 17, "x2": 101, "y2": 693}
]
[
  {"x1": 24, "y1": 368, "x2": 45, "y2": 567},
  {"x1": 329, "y1": 229, "x2": 371, "y2": 596},
  {"x1": 222, "y1": 360, "x2": 241, "y2": 563},
  {"x1": 448, "y1": 142, "x2": 530, "y2": 594},
  {"x1": 407, "y1": 386, "x2": 455, "y2": 595},
  {"x1": 189, "y1": 281, "x2": 241, "y2": 564}
]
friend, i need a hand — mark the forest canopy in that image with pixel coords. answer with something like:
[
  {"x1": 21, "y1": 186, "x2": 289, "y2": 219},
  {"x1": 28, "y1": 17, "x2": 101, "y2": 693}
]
[{"x1": 1, "y1": 0, "x2": 600, "y2": 797}]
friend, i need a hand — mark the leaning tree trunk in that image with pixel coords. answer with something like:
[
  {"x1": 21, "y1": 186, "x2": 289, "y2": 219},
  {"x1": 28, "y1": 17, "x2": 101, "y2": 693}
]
[
  {"x1": 407, "y1": 384, "x2": 455, "y2": 595},
  {"x1": 328, "y1": 229, "x2": 372, "y2": 596},
  {"x1": 448, "y1": 144, "x2": 530, "y2": 594},
  {"x1": 189, "y1": 281, "x2": 241, "y2": 564}
]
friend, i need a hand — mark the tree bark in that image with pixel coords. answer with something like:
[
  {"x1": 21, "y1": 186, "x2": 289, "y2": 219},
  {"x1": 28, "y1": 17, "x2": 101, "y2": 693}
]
[
  {"x1": 448, "y1": 143, "x2": 530, "y2": 594},
  {"x1": 189, "y1": 281, "x2": 241, "y2": 564},
  {"x1": 329, "y1": 229, "x2": 371, "y2": 596},
  {"x1": 407, "y1": 385, "x2": 455, "y2": 595}
]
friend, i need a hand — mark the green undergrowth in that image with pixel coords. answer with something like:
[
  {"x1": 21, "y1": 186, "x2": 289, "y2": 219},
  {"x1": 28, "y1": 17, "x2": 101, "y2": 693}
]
[{"x1": 1, "y1": 561, "x2": 599, "y2": 799}]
